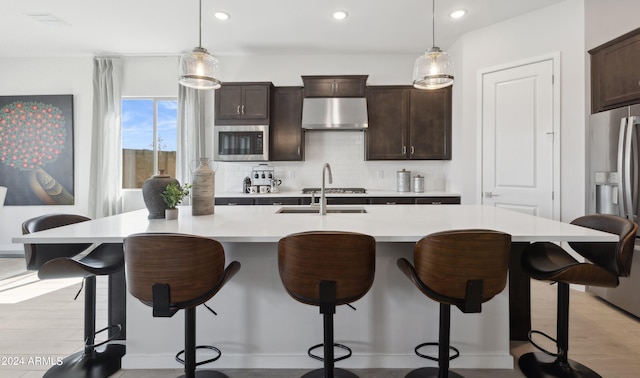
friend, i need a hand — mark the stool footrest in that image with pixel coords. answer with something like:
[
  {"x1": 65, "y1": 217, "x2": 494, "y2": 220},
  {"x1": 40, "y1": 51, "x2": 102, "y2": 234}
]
[
  {"x1": 528, "y1": 329, "x2": 560, "y2": 357},
  {"x1": 86, "y1": 323, "x2": 123, "y2": 348},
  {"x1": 307, "y1": 343, "x2": 352, "y2": 363},
  {"x1": 175, "y1": 345, "x2": 222, "y2": 367},
  {"x1": 415, "y1": 342, "x2": 460, "y2": 362}
]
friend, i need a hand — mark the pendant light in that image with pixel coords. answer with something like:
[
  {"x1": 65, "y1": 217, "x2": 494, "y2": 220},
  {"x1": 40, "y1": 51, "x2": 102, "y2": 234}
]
[
  {"x1": 412, "y1": 0, "x2": 454, "y2": 90},
  {"x1": 178, "y1": 0, "x2": 221, "y2": 90}
]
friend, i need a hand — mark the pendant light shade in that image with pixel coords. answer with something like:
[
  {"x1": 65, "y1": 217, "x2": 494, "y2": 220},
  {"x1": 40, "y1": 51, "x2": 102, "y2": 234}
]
[
  {"x1": 413, "y1": 0, "x2": 454, "y2": 90},
  {"x1": 178, "y1": 0, "x2": 221, "y2": 90}
]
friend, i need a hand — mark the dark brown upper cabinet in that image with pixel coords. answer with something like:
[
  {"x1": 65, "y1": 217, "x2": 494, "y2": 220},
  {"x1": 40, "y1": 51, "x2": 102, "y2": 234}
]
[
  {"x1": 301, "y1": 75, "x2": 368, "y2": 97},
  {"x1": 590, "y1": 27, "x2": 640, "y2": 113},
  {"x1": 365, "y1": 85, "x2": 451, "y2": 160},
  {"x1": 365, "y1": 86, "x2": 409, "y2": 160},
  {"x1": 215, "y1": 82, "x2": 273, "y2": 125},
  {"x1": 270, "y1": 87, "x2": 304, "y2": 161},
  {"x1": 409, "y1": 87, "x2": 452, "y2": 160}
]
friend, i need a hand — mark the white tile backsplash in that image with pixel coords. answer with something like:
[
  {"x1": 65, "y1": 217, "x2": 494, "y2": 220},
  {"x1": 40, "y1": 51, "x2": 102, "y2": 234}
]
[{"x1": 214, "y1": 131, "x2": 449, "y2": 194}]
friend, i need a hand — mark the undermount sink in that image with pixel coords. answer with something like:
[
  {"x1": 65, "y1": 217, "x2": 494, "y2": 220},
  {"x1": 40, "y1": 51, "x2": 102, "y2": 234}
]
[{"x1": 276, "y1": 206, "x2": 367, "y2": 214}]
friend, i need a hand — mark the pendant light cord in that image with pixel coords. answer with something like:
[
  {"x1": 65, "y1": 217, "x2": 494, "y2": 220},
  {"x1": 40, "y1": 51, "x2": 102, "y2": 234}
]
[
  {"x1": 432, "y1": 0, "x2": 435, "y2": 48},
  {"x1": 198, "y1": 0, "x2": 202, "y2": 48}
]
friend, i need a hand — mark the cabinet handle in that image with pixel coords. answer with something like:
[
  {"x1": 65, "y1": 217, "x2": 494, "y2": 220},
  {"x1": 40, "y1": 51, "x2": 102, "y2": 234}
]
[
  {"x1": 335, "y1": 82, "x2": 339, "y2": 93},
  {"x1": 386, "y1": 202, "x2": 397, "y2": 205},
  {"x1": 297, "y1": 146, "x2": 301, "y2": 156},
  {"x1": 411, "y1": 146, "x2": 415, "y2": 155},
  {"x1": 237, "y1": 105, "x2": 240, "y2": 115},
  {"x1": 432, "y1": 201, "x2": 442, "y2": 205},
  {"x1": 272, "y1": 202, "x2": 283, "y2": 206},
  {"x1": 402, "y1": 146, "x2": 407, "y2": 155},
  {"x1": 228, "y1": 202, "x2": 239, "y2": 206},
  {"x1": 241, "y1": 105, "x2": 245, "y2": 114}
]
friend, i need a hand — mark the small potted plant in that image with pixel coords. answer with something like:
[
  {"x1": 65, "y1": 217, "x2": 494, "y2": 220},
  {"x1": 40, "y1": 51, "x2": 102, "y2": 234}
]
[{"x1": 160, "y1": 182, "x2": 192, "y2": 220}]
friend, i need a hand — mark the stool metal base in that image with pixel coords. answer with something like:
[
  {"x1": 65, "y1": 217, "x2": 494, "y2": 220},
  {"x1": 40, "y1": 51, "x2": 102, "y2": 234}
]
[
  {"x1": 302, "y1": 367, "x2": 359, "y2": 378},
  {"x1": 43, "y1": 343, "x2": 125, "y2": 378},
  {"x1": 178, "y1": 370, "x2": 229, "y2": 378},
  {"x1": 405, "y1": 367, "x2": 464, "y2": 378},
  {"x1": 518, "y1": 352, "x2": 602, "y2": 378}
]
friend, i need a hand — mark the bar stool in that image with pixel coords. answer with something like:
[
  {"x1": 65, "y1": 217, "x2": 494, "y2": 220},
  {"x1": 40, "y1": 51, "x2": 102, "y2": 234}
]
[
  {"x1": 397, "y1": 229, "x2": 512, "y2": 378},
  {"x1": 123, "y1": 233, "x2": 241, "y2": 378},
  {"x1": 22, "y1": 213, "x2": 125, "y2": 378},
  {"x1": 278, "y1": 231, "x2": 376, "y2": 378},
  {"x1": 518, "y1": 214, "x2": 637, "y2": 378}
]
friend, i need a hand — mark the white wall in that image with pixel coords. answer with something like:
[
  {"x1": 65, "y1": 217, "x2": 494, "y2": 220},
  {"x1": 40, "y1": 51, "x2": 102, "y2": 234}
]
[
  {"x1": 451, "y1": 0, "x2": 586, "y2": 222},
  {"x1": 0, "y1": 58, "x2": 93, "y2": 254}
]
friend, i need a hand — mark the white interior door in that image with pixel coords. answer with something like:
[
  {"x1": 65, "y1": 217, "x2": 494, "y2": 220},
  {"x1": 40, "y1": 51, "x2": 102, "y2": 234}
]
[{"x1": 481, "y1": 58, "x2": 556, "y2": 218}]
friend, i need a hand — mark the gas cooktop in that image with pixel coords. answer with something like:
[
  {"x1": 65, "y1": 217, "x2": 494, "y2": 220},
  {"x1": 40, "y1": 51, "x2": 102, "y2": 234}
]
[{"x1": 301, "y1": 187, "x2": 367, "y2": 194}]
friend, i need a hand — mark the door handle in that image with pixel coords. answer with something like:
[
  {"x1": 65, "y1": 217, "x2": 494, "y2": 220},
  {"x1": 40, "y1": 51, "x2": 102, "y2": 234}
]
[{"x1": 484, "y1": 192, "x2": 500, "y2": 198}]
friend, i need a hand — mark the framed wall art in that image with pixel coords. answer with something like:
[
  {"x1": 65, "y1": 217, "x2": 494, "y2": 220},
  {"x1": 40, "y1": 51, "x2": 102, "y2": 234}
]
[{"x1": 0, "y1": 95, "x2": 75, "y2": 205}]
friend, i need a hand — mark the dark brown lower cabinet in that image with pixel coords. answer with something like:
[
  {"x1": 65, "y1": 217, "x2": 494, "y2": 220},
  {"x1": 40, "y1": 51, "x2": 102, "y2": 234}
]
[{"x1": 216, "y1": 196, "x2": 461, "y2": 206}]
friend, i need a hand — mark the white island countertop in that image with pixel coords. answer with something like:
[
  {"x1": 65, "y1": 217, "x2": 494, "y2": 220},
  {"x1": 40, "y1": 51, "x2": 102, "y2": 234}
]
[
  {"x1": 12, "y1": 204, "x2": 615, "y2": 245},
  {"x1": 11, "y1": 204, "x2": 617, "y2": 371}
]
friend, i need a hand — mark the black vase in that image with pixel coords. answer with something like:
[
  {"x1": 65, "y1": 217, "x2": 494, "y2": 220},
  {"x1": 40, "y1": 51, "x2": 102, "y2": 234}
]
[{"x1": 142, "y1": 173, "x2": 179, "y2": 219}]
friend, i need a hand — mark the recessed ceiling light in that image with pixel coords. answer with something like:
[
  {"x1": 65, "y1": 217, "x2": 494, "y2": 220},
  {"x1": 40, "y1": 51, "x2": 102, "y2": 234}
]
[
  {"x1": 332, "y1": 11, "x2": 348, "y2": 20},
  {"x1": 450, "y1": 9, "x2": 466, "y2": 19},
  {"x1": 214, "y1": 12, "x2": 230, "y2": 21}
]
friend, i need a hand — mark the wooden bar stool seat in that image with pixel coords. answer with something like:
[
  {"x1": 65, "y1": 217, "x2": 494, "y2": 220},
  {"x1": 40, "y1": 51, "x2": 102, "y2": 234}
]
[
  {"x1": 278, "y1": 231, "x2": 376, "y2": 378},
  {"x1": 124, "y1": 233, "x2": 240, "y2": 378},
  {"x1": 397, "y1": 229, "x2": 511, "y2": 378}
]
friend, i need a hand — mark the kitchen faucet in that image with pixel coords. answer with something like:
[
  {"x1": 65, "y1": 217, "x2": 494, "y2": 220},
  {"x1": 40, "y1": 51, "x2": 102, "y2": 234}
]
[{"x1": 320, "y1": 163, "x2": 333, "y2": 215}]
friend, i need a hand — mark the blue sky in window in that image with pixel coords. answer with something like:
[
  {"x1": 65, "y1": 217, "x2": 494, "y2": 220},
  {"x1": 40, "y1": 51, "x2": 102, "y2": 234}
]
[{"x1": 122, "y1": 99, "x2": 177, "y2": 151}]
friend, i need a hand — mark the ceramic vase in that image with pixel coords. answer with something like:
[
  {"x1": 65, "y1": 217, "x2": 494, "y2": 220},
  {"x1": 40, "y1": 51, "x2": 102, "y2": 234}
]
[
  {"x1": 142, "y1": 172, "x2": 179, "y2": 219},
  {"x1": 191, "y1": 158, "x2": 215, "y2": 216}
]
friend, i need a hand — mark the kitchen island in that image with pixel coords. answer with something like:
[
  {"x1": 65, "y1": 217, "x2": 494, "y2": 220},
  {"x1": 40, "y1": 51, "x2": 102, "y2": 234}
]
[{"x1": 12, "y1": 204, "x2": 616, "y2": 371}]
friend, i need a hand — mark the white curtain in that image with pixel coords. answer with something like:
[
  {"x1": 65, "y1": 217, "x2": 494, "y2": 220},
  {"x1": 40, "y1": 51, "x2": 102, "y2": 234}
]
[
  {"x1": 89, "y1": 57, "x2": 122, "y2": 218},
  {"x1": 176, "y1": 85, "x2": 207, "y2": 188}
]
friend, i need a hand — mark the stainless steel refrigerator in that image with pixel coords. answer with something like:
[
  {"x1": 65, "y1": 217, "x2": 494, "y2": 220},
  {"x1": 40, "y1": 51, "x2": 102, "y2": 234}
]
[{"x1": 587, "y1": 104, "x2": 640, "y2": 317}]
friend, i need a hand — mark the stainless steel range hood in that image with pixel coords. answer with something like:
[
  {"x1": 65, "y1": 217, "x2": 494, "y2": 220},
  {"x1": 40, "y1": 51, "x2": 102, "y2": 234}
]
[{"x1": 301, "y1": 97, "x2": 368, "y2": 130}]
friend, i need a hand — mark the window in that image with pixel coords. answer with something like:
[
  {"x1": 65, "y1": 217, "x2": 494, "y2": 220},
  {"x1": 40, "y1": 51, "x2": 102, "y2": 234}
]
[{"x1": 121, "y1": 98, "x2": 178, "y2": 188}]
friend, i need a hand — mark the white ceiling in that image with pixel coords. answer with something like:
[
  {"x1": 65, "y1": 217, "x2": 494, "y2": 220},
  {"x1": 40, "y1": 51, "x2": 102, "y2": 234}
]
[{"x1": 1, "y1": 0, "x2": 565, "y2": 58}]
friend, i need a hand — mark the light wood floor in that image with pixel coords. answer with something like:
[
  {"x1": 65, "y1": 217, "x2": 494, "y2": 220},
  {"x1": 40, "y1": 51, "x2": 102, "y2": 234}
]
[{"x1": 1, "y1": 257, "x2": 639, "y2": 378}]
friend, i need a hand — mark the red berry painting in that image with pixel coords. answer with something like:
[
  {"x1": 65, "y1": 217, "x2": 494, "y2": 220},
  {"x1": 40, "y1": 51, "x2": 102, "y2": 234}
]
[{"x1": 0, "y1": 95, "x2": 74, "y2": 205}]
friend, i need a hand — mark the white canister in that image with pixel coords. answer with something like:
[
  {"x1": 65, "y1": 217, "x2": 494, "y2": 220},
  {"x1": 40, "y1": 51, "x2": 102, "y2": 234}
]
[
  {"x1": 397, "y1": 169, "x2": 411, "y2": 192},
  {"x1": 414, "y1": 175, "x2": 425, "y2": 193}
]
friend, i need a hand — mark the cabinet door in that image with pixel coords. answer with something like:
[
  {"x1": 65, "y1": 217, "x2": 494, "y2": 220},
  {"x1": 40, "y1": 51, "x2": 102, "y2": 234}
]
[
  {"x1": 254, "y1": 197, "x2": 300, "y2": 206},
  {"x1": 242, "y1": 85, "x2": 270, "y2": 120},
  {"x1": 365, "y1": 86, "x2": 410, "y2": 160},
  {"x1": 415, "y1": 196, "x2": 460, "y2": 205},
  {"x1": 370, "y1": 197, "x2": 415, "y2": 205},
  {"x1": 409, "y1": 87, "x2": 452, "y2": 160},
  {"x1": 215, "y1": 85, "x2": 243, "y2": 121},
  {"x1": 303, "y1": 79, "x2": 335, "y2": 97},
  {"x1": 326, "y1": 197, "x2": 369, "y2": 205},
  {"x1": 302, "y1": 76, "x2": 368, "y2": 97},
  {"x1": 333, "y1": 78, "x2": 366, "y2": 97},
  {"x1": 590, "y1": 28, "x2": 640, "y2": 113},
  {"x1": 215, "y1": 197, "x2": 254, "y2": 205},
  {"x1": 270, "y1": 87, "x2": 304, "y2": 161}
]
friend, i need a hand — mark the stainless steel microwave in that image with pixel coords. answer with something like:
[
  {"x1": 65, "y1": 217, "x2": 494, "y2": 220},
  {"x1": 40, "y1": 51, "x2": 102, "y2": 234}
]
[{"x1": 214, "y1": 125, "x2": 269, "y2": 161}]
